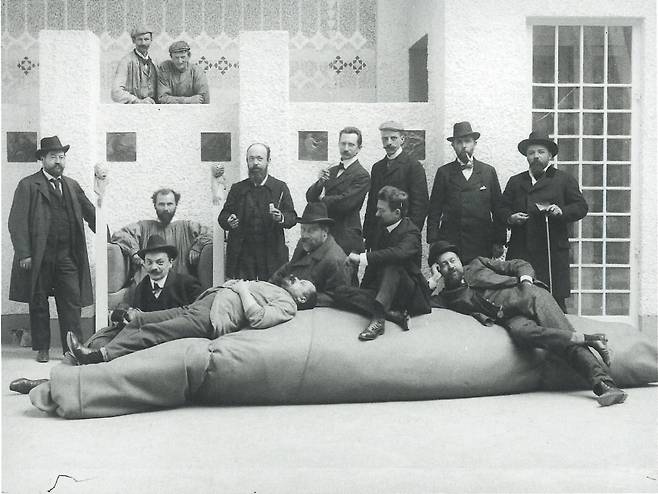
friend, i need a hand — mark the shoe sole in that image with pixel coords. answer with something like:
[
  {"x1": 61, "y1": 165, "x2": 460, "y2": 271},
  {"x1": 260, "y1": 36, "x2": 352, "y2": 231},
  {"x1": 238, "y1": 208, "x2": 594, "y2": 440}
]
[{"x1": 597, "y1": 391, "x2": 628, "y2": 407}]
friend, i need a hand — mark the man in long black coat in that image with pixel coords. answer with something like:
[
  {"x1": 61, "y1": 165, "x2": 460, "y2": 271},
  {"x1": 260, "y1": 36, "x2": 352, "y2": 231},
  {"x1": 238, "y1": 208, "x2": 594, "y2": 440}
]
[
  {"x1": 427, "y1": 121, "x2": 506, "y2": 263},
  {"x1": 8, "y1": 136, "x2": 95, "y2": 362},
  {"x1": 363, "y1": 121, "x2": 428, "y2": 248},
  {"x1": 501, "y1": 131, "x2": 588, "y2": 312},
  {"x1": 218, "y1": 143, "x2": 297, "y2": 281}
]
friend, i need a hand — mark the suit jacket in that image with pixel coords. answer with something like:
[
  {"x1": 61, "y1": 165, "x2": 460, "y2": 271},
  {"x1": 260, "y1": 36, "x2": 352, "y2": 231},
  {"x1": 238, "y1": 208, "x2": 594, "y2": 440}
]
[
  {"x1": 132, "y1": 271, "x2": 203, "y2": 312},
  {"x1": 306, "y1": 160, "x2": 370, "y2": 254},
  {"x1": 362, "y1": 217, "x2": 430, "y2": 315},
  {"x1": 427, "y1": 159, "x2": 506, "y2": 263},
  {"x1": 8, "y1": 171, "x2": 95, "y2": 304},
  {"x1": 218, "y1": 175, "x2": 297, "y2": 279},
  {"x1": 269, "y1": 234, "x2": 348, "y2": 306},
  {"x1": 363, "y1": 151, "x2": 429, "y2": 247},
  {"x1": 501, "y1": 166, "x2": 588, "y2": 299}
]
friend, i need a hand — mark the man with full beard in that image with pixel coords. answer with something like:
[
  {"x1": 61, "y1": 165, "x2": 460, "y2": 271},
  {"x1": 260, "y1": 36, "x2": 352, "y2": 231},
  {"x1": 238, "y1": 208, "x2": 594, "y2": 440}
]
[
  {"x1": 111, "y1": 188, "x2": 212, "y2": 279},
  {"x1": 218, "y1": 143, "x2": 297, "y2": 281}
]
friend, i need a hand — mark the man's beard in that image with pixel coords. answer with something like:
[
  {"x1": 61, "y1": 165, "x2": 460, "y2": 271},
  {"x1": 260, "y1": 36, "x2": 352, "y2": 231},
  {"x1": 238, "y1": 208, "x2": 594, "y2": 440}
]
[
  {"x1": 156, "y1": 210, "x2": 175, "y2": 225},
  {"x1": 444, "y1": 269, "x2": 464, "y2": 289},
  {"x1": 249, "y1": 168, "x2": 266, "y2": 183},
  {"x1": 457, "y1": 150, "x2": 473, "y2": 163}
]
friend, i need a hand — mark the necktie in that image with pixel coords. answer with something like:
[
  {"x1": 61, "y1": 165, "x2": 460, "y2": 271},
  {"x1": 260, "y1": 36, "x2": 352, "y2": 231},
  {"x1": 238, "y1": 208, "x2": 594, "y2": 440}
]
[
  {"x1": 50, "y1": 178, "x2": 62, "y2": 199},
  {"x1": 152, "y1": 283, "x2": 162, "y2": 299},
  {"x1": 336, "y1": 162, "x2": 345, "y2": 177}
]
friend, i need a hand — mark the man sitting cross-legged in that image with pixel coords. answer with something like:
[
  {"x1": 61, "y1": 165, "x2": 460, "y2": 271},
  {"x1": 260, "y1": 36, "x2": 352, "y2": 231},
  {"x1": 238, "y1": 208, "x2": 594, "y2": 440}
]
[
  {"x1": 427, "y1": 240, "x2": 627, "y2": 407},
  {"x1": 66, "y1": 276, "x2": 317, "y2": 365}
]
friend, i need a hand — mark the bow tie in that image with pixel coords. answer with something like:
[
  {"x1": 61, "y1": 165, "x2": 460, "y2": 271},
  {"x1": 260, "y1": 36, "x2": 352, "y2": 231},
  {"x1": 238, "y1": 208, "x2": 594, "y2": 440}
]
[{"x1": 459, "y1": 161, "x2": 473, "y2": 170}]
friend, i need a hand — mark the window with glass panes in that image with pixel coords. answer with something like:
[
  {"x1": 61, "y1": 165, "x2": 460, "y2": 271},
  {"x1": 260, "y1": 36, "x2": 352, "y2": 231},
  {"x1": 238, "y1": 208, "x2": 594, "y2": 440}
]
[{"x1": 531, "y1": 25, "x2": 632, "y2": 316}]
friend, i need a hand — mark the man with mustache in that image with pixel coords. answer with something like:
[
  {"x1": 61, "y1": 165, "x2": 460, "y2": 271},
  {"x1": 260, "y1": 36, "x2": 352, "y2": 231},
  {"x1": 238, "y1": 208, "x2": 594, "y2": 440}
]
[
  {"x1": 427, "y1": 240, "x2": 626, "y2": 407},
  {"x1": 501, "y1": 131, "x2": 588, "y2": 312},
  {"x1": 363, "y1": 121, "x2": 428, "y2": 249},
  {"x1": 111, "y1": 188, "x2": 212, "y2": 280},
  {"x1": 111, "y1": 25, "x2": 158, "y2": 104},
  {"x1": 158, "y1": 40, "x2": 209, "y2": 104},
  {"x1": 218, "y1": 143, "x2": 297, "y2": 281},
  {"x1": 427, "y1": 121, "x2": 506, "y2": 263},
  {"x1": 8, "y1": 136, "x2": 95, "y2": 362}
]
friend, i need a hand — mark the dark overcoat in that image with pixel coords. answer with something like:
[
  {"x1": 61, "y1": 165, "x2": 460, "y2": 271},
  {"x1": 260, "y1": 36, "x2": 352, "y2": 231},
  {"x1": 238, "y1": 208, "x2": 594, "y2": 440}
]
[
  {"x1": 218, "y1": 175, "x2": 297, "y2": 279},
  {"x1": 8, "y1": 170, "x2": 96, "y2": 304},
  {"x1": 132, "y1": 271, "x2": 203, "y2": 312},
  {"x1": 306, "y1": 160, "x2": 370, "y2": 254},
  {"x1": 363, "y1": 151, "x2": 429, "y2": 247},
  {"x1": 501, "y1": 166, "x2": 588, "y2": 299},
  {"x1": 427, "y1": 159, "x2": 507, "y2": 263}
]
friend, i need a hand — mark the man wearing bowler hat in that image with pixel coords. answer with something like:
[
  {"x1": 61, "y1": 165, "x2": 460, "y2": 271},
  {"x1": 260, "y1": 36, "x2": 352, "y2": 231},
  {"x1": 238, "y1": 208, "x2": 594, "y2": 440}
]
[
  {"x1": 427, "y1": 121, "x2": 506, "y2": 263},
  {"x1": 270, "y1": 202, "x2": 349, "y2": 306},
  {"x1": 111, "y1": 25, "x2": 159, "y2": 104},
  {"x1": 158, "y1": 40, "x2": 210, "y2": 104},
  {"x1": 501, "y1": 131, "x2": 588, "y2": 312},
  {"x1": 8, "y1": 136, "x2": 95, "y2": 362}
]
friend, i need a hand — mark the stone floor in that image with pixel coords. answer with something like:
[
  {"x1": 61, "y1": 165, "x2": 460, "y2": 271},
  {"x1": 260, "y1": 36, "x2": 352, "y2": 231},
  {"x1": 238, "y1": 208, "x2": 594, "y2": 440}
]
[{"x1": 2, "y1": 345, "x2": 657, "y2": 493}]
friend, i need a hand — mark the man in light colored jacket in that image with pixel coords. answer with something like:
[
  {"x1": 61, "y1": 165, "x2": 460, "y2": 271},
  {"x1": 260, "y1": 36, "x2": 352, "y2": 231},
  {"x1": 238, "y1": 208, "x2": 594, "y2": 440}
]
[{"x1": 111, "y1": 26, "x2": 158, "y2": 104}]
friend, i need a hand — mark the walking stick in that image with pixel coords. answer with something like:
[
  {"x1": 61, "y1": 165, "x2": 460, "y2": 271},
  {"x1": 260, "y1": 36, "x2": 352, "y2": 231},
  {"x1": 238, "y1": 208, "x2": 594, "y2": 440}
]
[{"x1": 536, "y1": 202, "x2": 553, "y2": 295}]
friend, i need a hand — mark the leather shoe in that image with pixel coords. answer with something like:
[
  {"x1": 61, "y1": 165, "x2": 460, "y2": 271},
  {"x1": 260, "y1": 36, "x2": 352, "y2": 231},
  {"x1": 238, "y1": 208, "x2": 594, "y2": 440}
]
[
  {"x1": 359, "y1": 318, "x2": 385, "y2": 341},
  {"x1": 594, "y1": 382, "x2": 628, "y2": 407},
  {"x1": 585, "y1": 333, "x2": 611, "y2": 366},
  {"x1": 36, "y1": 350, "x2": 49, "y2": 363},
  {"x1": 9, "y1": 377, "x2": 49, "y2": 395},
  {"x1": 386, "y1": 310, "x2": 409, "y2": 331},
  {"x1": 67, "y1": 331, "x2": 104, "y2": 365}
]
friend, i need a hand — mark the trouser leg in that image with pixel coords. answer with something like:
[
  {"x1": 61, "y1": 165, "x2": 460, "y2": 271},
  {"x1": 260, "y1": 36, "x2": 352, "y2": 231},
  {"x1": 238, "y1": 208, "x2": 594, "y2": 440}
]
[
  {"x1": 29, "y1": 261, "x2": 55, "y2": 351},
  {"x1": 52, "y1": 255, "x2": 82, "y2": 352},
  {"x1": 86, "y1": 325, "x2": 123, "y2": 350},
  {"x1": 331, "y1": 286, "x2": 381, "y2": 317},
  {"x1": 375, "y1": 265, "x2": 413, "y2": 312}
]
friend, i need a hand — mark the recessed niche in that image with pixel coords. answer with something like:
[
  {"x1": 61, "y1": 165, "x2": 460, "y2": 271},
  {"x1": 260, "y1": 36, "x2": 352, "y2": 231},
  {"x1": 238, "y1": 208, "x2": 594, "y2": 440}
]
[
  {"x1": 6, "y1": 132, "x2": 37, "y2": 162},
  {"x1": 403, "y1": 130, "x2": 426, "y2": 161},
  {"x1": 106, "y1": 132, "x2": 136, "y2": 162},
  {"x1": 201, "y1": 132, "x2": 231, "y2": 161},
  {"x1": 298, "y1": 131, "x2": 328, "y2": 161}
]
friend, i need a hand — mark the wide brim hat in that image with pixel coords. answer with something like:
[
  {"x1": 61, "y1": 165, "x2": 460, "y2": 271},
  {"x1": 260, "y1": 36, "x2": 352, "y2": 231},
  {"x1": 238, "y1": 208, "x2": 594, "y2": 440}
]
[
  {"x1": 297, "y1": 202, "x2": 335, "y2": 225},
  {"x1": 35, "y1": 136, "x2": 70, "y2": 160},
  {"x1": 517, "y1": 131, "x2": 559, "y2": 157},
  {"x1": 428, "y1": 240, "x2": 460, "y2": 266},
  {"x1": 137, "y1": 235, "x2": 178, "y2": 260},
  {"x1": 447, "y1": 121, "x2": 480, "y2": 142}
]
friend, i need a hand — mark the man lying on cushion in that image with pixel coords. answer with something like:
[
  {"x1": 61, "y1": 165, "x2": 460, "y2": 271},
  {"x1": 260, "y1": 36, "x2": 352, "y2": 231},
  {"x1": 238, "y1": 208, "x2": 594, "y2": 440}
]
[
  {"x1": 66, "y1": 275, "x2": 317, "y2": 365},
  {"x1": 426, "y1": 240, "x2": 627, "y2": 407}
]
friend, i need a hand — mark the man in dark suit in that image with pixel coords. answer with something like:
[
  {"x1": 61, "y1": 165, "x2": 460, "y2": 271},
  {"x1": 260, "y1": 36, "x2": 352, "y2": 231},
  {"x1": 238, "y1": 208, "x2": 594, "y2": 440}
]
[
  {"x1": 427, "y1": 240, "x2": 627, "y2": 407},
  {"x1": 501, "y1": 131, "x2": 588, "y2": 312},
  {"x1": 306, "y1": 126, "x2": 370, "y2": 255},
  {"x1": 8, "y1": 136, "x2": 95, "y2": 362},
  {"x1": 427, "y1": 121, "x2": 506, "y2": 263},
  {"x1": 270, "y1": 203, "x2": 348, "y2": 306},
  {"x1": 83, "y1": 235, "x2": 203, "y2": 350},
  {"x1": 363, "y1": 121, "x2": 429, "y2": 248},
  {"x1": 218, "y1": 143, "x2": 297, "y2": 281},
  {"x1": 338, "y1": 186, "x2": 431, "y2": 341}
]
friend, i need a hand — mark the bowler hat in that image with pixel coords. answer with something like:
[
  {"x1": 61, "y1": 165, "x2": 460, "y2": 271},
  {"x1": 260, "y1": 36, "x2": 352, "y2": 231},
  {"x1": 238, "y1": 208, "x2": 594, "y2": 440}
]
[
  {"x1": 428, "y1": 240, "x2": 460, "y2": 266},
  {"x1": 447, "y1": 121, "x2": 480, "y2": 142},
  {"x1": 137, "y1": 235, "x2": 178, "y2": 260},
  {"x1": 130, "y1": 25, "x2": 152, "y2": 38},
  {"x1": 169, "y1": 40, "x2": 191, "y2": 54},
  {"x1": 35, "y1": 136, "x2": 70, "y2": 160},
  {"x1": 378, "y1": 120, "x2": 405, "y2": 132},
  {"x1": 297, "y1": 202, "x2": 335, "y2": 225},
  {"x1": 517, "y1": 131, "x2": 559, "y2": 157}
]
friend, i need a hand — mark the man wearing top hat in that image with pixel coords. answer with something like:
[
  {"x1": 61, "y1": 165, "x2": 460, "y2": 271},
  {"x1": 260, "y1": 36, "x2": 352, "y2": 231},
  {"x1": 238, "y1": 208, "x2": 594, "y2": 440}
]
[
  {"x1": 111, "y1": 25, "x2": 158, "y2": 104},
  {"x1": 501, "y1": 131, "x2": 588, "y2": 312},
  {"x1": 158, "y1": 40, "x2": 210, "y2": 104},
  {"x1": 363, "y1": 121, "x2": 429, "y2": 248},
  {"x1": 270, "y1": 202, "x2": 349, "y2": 306},
  {"x1": 8, "y1": 136, "x2": 95, "y2": 362},
  {"x1": 427, "y1": 121, "x2": 506, "y2": 264}
]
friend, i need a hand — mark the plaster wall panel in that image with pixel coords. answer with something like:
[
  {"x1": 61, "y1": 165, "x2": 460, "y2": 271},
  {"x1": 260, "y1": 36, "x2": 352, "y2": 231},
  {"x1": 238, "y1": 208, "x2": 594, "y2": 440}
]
[{"x1": 375, "y1": 0, "x2": 409, "y2": 101}]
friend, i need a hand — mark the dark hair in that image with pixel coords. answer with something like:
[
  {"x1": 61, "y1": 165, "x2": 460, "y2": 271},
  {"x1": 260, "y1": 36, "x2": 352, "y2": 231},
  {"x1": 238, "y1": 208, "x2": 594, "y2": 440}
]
[
  {"x1": 151, "y1": 188, "x2": 181, "y2": 205},
  {"x1": 377, "y1": 185, "x2": 408, "y2": 217},
  {"x1": 246, "y1": 142, "x2": 271, "y2": 161},
  {"x1": 339, "y1": 126, "x2": 363, "y2": 147},
  {"x1": 296, "y1": 284, "x2": 318, "y2": 310}
]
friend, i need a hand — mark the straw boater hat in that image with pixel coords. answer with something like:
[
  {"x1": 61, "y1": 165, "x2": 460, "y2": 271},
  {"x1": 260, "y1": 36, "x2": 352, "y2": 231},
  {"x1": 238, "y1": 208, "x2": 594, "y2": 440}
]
[
  {"x1": 428, "y1": 240, "x2": 460, "y2": 267},
  {"x1": 137, "y1": 235, "x2": 178, "y2": 260},
  {"x1": 296, "y1": 202, "x2": 335, "y2": 225},
  {"x1": 447, "y1": 121, "x2": 480, "y2": 142},
  {"x1": 517, "y1": 131, "x2": 559, "y2": 157},
  {"x1": 35, "y1": 136, "x2": 70, "y2": 160}
]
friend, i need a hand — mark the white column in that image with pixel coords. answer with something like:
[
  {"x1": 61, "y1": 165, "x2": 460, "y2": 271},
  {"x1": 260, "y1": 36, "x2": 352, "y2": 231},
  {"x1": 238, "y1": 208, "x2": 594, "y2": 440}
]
[{"x1": 39, "y1": 30, "x2": 103, "y2": 329}]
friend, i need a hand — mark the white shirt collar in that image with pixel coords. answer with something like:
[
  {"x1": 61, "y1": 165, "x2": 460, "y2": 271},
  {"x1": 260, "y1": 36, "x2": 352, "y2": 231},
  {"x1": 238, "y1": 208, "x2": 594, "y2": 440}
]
[
  {"x1": 340, "y1": 156, "x2": 359, "y2": 169},
  {"x1": 134, "y1": 49, "x2": 151, "y2": 62},
  {"x1": 386, "y1": 147, "x2": 403, "y2": 161},
  {"x1": 386, "y1": 219, "x2": 402, "y2": 233},
  {"x1": 42, "y1": 169, "x2": 59, "y2": 182},
  {"x1": 530, "y1": 164, "x2": 551, "y2": 185},
  {"x1": 251, "y1": 175, "x2": 269, "y2": 187},
  {"x1": 151, "y1": 273, "x2": 168, "y2": 289}
]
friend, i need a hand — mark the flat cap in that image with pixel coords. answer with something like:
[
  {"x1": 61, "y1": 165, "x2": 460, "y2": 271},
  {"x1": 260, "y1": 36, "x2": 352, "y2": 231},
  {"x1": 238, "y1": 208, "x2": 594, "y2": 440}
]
[
  {"x1": 378, "y1": 120, "x2": 405, "y2": 132},
  {"x1": 130, "y1": 25, "x2": 152, "y2": 38},
  {"x1": 169, "y1": 40, "x2": 191, "y2": 54}
]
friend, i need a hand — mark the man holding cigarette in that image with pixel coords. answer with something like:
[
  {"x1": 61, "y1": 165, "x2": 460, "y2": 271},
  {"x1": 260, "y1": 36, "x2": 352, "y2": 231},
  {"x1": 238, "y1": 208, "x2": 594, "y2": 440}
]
[{"x1": 218, "y1": 143, "x2": 297, "y2": 280}]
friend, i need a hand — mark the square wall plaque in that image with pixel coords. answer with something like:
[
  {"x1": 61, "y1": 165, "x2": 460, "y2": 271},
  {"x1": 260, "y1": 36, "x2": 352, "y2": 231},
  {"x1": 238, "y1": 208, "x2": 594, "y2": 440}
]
[
  {"x1": 201, "y1": 132, "x2": 231, "y2": 161},
  {"x1": 106, "y1": 132, "x2": 136, "y2": 162},
  {"x1": 6, "y1": 132, "x2": 37, "y2": 162},
  {"x1": 403, "y1": 130, "x2": 426, "y2": 161},
  {"x1": 298, "y1": 131, "x2": 328, "y2": 161}
]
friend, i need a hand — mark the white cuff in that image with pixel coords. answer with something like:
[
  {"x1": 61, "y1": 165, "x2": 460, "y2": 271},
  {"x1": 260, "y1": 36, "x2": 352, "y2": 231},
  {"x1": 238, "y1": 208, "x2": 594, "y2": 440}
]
[{"x1": 520, "y1": 275, "x2": 533, "y2": 284}]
